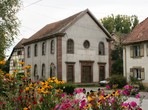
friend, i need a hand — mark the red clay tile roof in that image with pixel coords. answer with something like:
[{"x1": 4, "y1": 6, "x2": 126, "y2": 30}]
[
  {"x1": 23, "y1": 11, "x2": 83, "y2": 45},
  {"x1": 23, "y1": 9, "x2": 111, "y2": 45},
  {"x1": 14, "y1": 38, "x2": 28, "y2": 49},
  {"x1": 122, "y1": 17, "x2": 148, "y2": 44}
]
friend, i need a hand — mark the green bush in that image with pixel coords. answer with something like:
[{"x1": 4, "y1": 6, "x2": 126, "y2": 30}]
[
  {"x1": 107, "y1": 75, "x2": 127, "y2": 88},
  {"x1": 56, "y1": 82, "x2": 76, "y2": 94}
]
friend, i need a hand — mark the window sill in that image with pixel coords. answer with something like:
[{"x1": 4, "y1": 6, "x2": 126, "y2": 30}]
[{"x1": 132, "y1": 57, "x2": 142, "y2": 59}]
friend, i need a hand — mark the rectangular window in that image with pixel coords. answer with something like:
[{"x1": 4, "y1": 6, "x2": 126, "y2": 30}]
[
  {"x1": 67, "y1": 65, "x2": 74, "y2": 82},
  {"x1": 18, "y1": 51, "x2": 22, "y2": 55},
  {"x1": 133, "y1": 46, "x2": 140, "y2": 57},
  {"x1": 134, "y1": 68, "x2": 141, "y2": 80}
]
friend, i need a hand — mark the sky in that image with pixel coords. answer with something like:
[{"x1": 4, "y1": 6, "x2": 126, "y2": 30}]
[{"x1": 6, "y1": 0, "x2": 148, "y2": 58}]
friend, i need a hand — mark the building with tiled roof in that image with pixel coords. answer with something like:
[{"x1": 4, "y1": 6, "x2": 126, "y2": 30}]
[
  {"x1": 22, "y1": 9, "x2": 114, "y2": 83},
  {"x1": 8, "y1": 38, "x2": 27, "y2": 75},
  {"x1": 122, "y1": 17, "x2": 148, "y2": 87}
]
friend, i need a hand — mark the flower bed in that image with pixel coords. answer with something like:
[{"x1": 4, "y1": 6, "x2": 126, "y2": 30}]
[{"x1": 0, "y1": 60, "x2": 147, "y2": 110}]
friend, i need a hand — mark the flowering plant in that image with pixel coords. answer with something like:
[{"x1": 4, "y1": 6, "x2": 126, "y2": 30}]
[{"x1": 0, "y1": 60, "x2": 147, "y2": 110}]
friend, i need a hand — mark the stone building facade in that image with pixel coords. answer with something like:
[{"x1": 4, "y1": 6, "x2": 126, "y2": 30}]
[{"x1": 21, "y1": 9, "x2": 113, "y2": 83}]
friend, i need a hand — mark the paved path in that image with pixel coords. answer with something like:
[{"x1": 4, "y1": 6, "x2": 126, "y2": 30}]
[{"x1": 76, "y1": 87, "x2": 148, "y2": 110}]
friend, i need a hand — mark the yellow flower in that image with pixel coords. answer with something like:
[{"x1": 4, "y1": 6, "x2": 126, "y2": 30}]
[
  {"x1": 24, "y1": 87, "x2": 29, "y2": 91},
  {"x1": 23, "y1": 107, "x2": 28, "y2": 110},
  {"x1": 25, "y1": 72, "x2": 30, "y2": 75},
  {"x1": 10, "y1": 75, "x2": 15, "y2": 77},
  {"x1": 19, "y1": 62, "x2": 25, "y2": 65},
  {"x1": 1, "y1": 75, "x2": 3, "y2": 77},
  {"x1": 22, "y1": 67, "x2": 27, "y2": 70},
  {"x1": 2, "y1": 73, "x2": 4, "y2": 75},
  {"x1": 28, "y1": 105, "x2": 31, "y2": 109},
  {"x1": 56, "y1": 89, "x2": 63, "y2": 92},
  {"x1": 88, "y1": 96, "x2": 93, "y2": 102},
  {"x1": 5, "y1": 73, "x2": 10, "y2": 77},
  {"x1": 13, "y1": 70, "x2": 18, "y2": 73},
  {"x1": 0, "y1": 69, "x2": 3, "y2": 73},
  {"x1": 0, "y1": 60, "x2": 6, "y2": 65},
  {"x1": 37, "y1": 87, "x2": 42, "y2": 92},
  {"x1": 3, "y1": 85, "x2": 6, "y2": 86},
  {"x1": 41, "y1": 90, "x2": 51, "y2": 94}
]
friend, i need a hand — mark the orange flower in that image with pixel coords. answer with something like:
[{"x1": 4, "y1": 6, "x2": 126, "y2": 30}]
[
  {"x1": 19, "y1": 62, "x2": 25, "y2": 65},
  {"x1": 23, "y1": 107, "x2": 28, "y2": 110}
]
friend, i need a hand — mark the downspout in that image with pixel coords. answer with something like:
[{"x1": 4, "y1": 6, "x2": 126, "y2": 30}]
[{"x1": 123, "y1": 46, "x2": 127, "y2": 77}]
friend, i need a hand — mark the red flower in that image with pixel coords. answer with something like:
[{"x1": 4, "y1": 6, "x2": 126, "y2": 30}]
[
  {"x1": 57, "y1": 94, "x2": 59, "y2": 97},
  {"x1": 17, "y1": 96, "x2": 23, "y2": 100},
  {"x1": 0, "y1": 102, "x2": 3, "y2": 104},
  {"x1": 33, "y1": 101, "x2": 37, "y2": 104},
  {"x1": 39, "y1": 97, "x2": 43, "y2": 102},
  {"x1": 12, "y1": 97, "x2": 15, "y2": 100},
  {"x1": 19, "y1": 90, "x2": 23, "y2": 93},
  {"x1": 26, "y1": 102, "x2": 29, "y2": 105}
]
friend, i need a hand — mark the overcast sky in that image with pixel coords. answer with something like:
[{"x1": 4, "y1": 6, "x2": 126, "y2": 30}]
[{"x1": 6, "y1": 0, "x2": 148, "y2": 58}]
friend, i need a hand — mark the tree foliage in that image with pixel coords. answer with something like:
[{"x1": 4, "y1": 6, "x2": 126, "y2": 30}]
[
  {"x1": 0, "y1": 0, "x2": 21, "y2": 60},
  {"x1": 111, "y1": 33, "x2": 124, "y2": 75},
  {"x1": 100, "y1": 14, "x2": 139, "y2": 34}
]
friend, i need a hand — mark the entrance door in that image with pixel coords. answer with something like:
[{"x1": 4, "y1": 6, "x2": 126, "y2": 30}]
[
  {"x1": 67, "y1": 65, "x2": 74, "y2": 82},
  {"x1": 82, "y1": 66, "x2": 91, "y2": 83},
  {"x1": 99, "y1": 66, "x2": 105, "y2": 81}
]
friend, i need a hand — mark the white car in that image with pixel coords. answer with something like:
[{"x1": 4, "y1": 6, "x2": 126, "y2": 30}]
[{"x1": 99, "y1": 80, "x2": 109, "y2": 86}]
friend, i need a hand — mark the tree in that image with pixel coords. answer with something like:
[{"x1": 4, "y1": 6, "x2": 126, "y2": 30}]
[
  {"x1": 0, "y1": 0, "x2": 21, "y2": 60},
  {"x1": 111, "y1": 33, "x2": 124, "y2": 75},
  {"x1": 100, "y1": 14, "x2": 139, "y2": 34}
]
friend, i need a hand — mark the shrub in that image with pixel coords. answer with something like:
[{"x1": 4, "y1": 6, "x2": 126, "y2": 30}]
[
  {"x1": 56, "y1": 82, "x2": 76, "y2": 94},
  {"x1": 107, "y1": 75, "x2": 127, "y2": 88}
]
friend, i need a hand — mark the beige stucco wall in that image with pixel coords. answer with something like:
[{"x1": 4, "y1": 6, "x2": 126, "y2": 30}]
[
  {"x1": 62, "y1": 13, "x2": 109, "y2": 83},
  {"x1": 123, "y1": 43, "x2": 148, "y2": 87},
  {"x1": 24, "y1": 37, "x2": 57, "y2": 81}
]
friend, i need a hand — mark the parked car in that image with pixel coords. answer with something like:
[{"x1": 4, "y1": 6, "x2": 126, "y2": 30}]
[{"x1": 99, "y1": 80, "x2": 110, "y2": 86}]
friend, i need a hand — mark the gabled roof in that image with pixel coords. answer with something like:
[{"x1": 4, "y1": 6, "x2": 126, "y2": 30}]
[
  {"x1": 14, "y1": 38, "x2": 28, "y2": 49},
  {"x1": 122, "y1": 17, "x2": 148, "y2": 45},
  {"x1": 23, "y1": 9, "x2": 111, "y2": 45},
  {"x1": 8, "y1": 38, "x2": 27, "y2": 61}
]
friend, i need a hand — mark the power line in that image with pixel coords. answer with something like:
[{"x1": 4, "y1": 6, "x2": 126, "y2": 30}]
[{"x1": 24, "y1": 0, "x2": 42, "y2": 8}]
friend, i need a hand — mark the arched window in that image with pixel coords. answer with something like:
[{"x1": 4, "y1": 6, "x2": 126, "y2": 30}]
[
  {"x1": 67, "y1": 39, "x2": 74, "y2": 54},
  {"x1": 99, "y1": 42, "x2": 104, "y2": 55},
  {"x1": 51, "y1": 40, "x2": 54, "y2": 54},
  {"x1": 42, "y1": 64, "x2": 45, "y2": 77},
  {"x1": 42, "y1": 42, "x2": 45, "y2": 55},
  {"x1": 34, "y1": 64, "x2": 37, "y2": 77},
  {"x1": 34, "y1": 44, "x2": 37, "y2": 56},
  {"x1": 28, "y1": 46, "x2": 30, "y2": 58}
]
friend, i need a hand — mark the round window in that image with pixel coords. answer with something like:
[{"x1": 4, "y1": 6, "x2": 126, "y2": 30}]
[{"x1": 83, "y1": 40, "x2": 90, "y2": 48}]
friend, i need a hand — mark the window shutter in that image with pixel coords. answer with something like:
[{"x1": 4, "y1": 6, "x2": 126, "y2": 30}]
[
  {"x1": 147, "y1": 44, "x2": 148, "y2": 56},
  {"x1": 141, "y1": 68, "x2": 145, "y2": 80},
  {"x1": 140, "y1": 45, "x2": 144, "y2": 57},
  {"x1": 130, "y1": 46, "x2": 133, "y2": 58},
  {"x1": 130, "y1": 68, "x2": 134, "y2": 77}
]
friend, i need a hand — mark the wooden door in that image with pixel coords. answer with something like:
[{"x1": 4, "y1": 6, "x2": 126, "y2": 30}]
[
  {"x1": 82, "y1": 66, "x2": 91, "y2": 83},
  {"x1": 99, "y1": 66, "x2": 105, "y2": 81},
  {"x1": 67, "y1": 65, "x2": 73, "y2": 82}
]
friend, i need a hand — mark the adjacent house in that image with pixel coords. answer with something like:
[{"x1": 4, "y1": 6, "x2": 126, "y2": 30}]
[
  {"x1": 122, "y1": 17, "x2": 148, "y2": 87},
  {"x1": 22, "y1": 9, "x2": 113, "y2": 83},
  {"x1": 8, "y1": 38, "x2": 27, "y2": 74}
]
